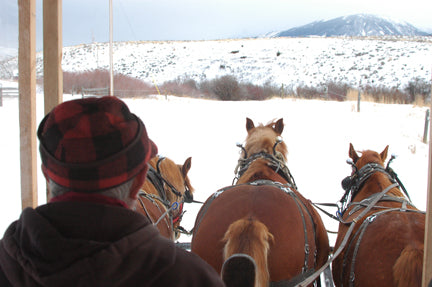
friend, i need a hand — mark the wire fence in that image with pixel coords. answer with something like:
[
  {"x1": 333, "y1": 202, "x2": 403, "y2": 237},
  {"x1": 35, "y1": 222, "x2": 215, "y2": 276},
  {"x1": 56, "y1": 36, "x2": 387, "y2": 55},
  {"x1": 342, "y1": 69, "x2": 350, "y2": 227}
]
[
  {"x1": 0, "y1": 85, "x2": 19, "y2": 107},
  {"x1": 81, "y1": 87, "x2": 156, "y2": 98}
]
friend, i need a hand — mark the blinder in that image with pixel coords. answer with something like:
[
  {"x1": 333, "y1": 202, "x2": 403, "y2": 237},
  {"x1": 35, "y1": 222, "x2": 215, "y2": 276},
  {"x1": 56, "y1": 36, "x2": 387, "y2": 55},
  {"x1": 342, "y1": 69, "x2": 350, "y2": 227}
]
[{"x1": 339, "y1": 155, "x2": 410, "y2": 215}]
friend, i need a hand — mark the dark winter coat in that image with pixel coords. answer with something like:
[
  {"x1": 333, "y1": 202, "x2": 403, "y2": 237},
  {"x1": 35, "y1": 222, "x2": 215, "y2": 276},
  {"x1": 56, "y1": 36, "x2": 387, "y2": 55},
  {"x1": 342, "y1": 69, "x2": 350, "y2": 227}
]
[{"x1": 0, "y1": 201, "x2": 225, "y2": 287}]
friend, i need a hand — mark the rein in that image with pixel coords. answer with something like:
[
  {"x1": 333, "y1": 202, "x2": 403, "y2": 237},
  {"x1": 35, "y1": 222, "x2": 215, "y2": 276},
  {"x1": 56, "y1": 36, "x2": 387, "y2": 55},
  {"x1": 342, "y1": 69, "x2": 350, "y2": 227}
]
[
  {"x1": 296, "y1": 182, "x2": 399, "y2": 287},
  {"x1": 295, "y1": 158, "x2": 419, "y2": 286}
]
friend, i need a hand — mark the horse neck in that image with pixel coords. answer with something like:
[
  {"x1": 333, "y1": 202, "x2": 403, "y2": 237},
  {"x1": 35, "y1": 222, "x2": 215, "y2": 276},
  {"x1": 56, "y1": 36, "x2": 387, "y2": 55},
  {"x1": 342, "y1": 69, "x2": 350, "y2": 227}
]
[
  {"x1": 236, "y1": 158, "x2": 288, "y2": 184},
  {"x1": 353, "y1": 172, "x2": 403, "y2": 202}
]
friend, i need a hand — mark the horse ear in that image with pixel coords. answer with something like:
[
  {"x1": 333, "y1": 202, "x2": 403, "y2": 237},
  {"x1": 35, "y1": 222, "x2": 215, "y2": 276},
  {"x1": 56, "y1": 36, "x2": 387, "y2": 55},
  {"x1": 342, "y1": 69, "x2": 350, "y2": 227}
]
[
  {"x1": 380, "y1": 145, "x2": 389, "y2": 162},
  {"x1": 349, "y1": 143, "x2": 359, "y2": 163},
  {"x1": 182, "y1": 157, "x2": 192, "y2": 177},
  {"x1": 246, "y1": 118, "x2": 255, "y2": 132},
  {"x1": 274, "y1": 118, "x2": 284, "y2": 135}
]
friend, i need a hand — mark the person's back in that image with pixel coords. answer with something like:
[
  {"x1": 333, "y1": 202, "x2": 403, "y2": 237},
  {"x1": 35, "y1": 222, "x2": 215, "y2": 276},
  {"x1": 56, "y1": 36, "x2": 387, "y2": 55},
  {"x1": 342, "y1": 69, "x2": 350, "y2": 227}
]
[{"x1": 0, "y1": 96, "x2": 224, "y2": 287}]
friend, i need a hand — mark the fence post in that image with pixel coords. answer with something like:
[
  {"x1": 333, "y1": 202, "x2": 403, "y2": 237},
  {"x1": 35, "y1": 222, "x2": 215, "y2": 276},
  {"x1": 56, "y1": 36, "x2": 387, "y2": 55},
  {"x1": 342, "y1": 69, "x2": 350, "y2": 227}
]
[
  {"x1": 424, "y1": 109, "x2": 430, "y2": 144},
  {"x1": 357, "y1": 90, "x2": 361, "y2": 112}
]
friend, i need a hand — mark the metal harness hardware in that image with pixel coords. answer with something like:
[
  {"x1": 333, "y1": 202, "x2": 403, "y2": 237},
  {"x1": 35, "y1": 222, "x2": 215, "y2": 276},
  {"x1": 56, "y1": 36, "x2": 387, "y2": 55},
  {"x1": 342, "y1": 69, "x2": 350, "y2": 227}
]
[
  {"x1": 233, "y1": 151, "x2": 297, "y2": 190},
  {"x1": 297, "y1": 156, "x2": 421, "y2": 287},
  {"x1": 139, "y1": 157, "x2": 191, "y2": 237},
  {"x1": 338, "y1": 157, "x2": 412, "y2": 218},
  {"x1": 334, "y1": 158, "x2": 423, "y2": 287}
]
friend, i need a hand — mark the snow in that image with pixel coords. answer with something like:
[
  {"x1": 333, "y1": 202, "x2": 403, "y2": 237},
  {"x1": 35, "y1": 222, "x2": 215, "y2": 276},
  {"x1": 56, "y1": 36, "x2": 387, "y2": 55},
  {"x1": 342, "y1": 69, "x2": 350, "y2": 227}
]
[
  {"x1": 2, "y1": 37, "x2": 432, "y2": 92},
  {"x1": 0, "y1": 79, "x2": 430, "y2": 247},
  {"x1": 0, "y1": 47, "x2": 17, "y2": 61}
]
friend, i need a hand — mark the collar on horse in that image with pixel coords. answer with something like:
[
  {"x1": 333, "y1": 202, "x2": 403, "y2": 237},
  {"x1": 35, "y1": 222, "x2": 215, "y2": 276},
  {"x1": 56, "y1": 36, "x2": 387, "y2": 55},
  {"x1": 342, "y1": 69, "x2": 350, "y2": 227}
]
[
  {"x1": 234, "y1": 151, "x2": 297, "y2": 190},
  {"x1": 339, "y1": 156, "x2": 411, "y2": 216}
]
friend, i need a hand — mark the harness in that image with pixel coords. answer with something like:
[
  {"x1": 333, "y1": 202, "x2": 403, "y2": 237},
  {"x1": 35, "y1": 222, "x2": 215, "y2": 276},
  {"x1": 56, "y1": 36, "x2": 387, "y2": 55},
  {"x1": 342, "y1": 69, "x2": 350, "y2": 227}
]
[
  {"x1": 137, "y1": 191, "x2": 174, "y2": 235},
  {"x1": 336, "y1": 161, "x2": 424, "y2": 287},
  {"x1": 297, "y1": 158, "x2": 424, "y2": 287},
  {"x1": 138, "y1": 157, "x2": 188, "y2": 233},
  {"x1": 339, "y1": 155, "x2": 412, "y2": 216},
  {"x1": 233, "y1": 151, "x2": 297, "y2": 190},
  {"x1": 193, "y1": 180, "x2": 319, "y2": 286}
]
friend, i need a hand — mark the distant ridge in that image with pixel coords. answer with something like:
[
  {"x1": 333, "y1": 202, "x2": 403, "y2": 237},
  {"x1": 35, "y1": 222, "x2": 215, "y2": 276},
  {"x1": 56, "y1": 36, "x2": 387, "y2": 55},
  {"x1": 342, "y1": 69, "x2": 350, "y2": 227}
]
[{"x1": 265, "y1": 14, "x2": 430, "y2": 37}]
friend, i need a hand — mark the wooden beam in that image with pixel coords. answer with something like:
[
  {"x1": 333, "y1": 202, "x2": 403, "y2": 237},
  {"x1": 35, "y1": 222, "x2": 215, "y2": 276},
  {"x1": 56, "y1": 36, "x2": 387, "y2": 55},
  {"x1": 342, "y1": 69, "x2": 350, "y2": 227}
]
[
  {"x1": 109, "y1": 0, "x2": 114, "y2": 96},
  {"x1": 422, "y1": 96, "x2": 432, "y2": 286},
  {"x1": 43, "y1": 0, "x2": 63, "y2": 115},
  {"x1": 18, "y1": 0, "x2": 38, "y2": 209}
]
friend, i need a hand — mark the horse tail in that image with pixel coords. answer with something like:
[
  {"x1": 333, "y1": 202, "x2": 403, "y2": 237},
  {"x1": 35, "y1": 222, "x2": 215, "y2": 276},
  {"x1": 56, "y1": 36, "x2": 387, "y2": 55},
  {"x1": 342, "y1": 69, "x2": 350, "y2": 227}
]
[
  {"x1": 392, "y1": 243, "x2": 423, "y2": 287},
  {"x1": 222, "y1": 217, "x2": 274, "y2": 287}
]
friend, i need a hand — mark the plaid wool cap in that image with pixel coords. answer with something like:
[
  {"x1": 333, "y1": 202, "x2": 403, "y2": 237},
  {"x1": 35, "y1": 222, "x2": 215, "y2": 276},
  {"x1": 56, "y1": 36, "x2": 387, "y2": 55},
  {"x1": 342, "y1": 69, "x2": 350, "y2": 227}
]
[{"x1": 37, "y1": 96, "x2": 157, "y2": 192}]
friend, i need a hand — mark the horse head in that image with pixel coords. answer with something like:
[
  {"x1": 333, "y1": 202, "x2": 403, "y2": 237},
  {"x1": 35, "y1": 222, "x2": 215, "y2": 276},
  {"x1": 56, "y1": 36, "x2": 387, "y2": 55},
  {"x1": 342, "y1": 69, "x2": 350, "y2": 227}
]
[
  {"x1": 235, "y1": 118, "x2": 297, "y2": 187},
  {"x1": 178, "y1": 157, "x2": 194, "y2": 203},
  {"x1": 243, "y1": 117, "x2": 288, "y2": 161},
  {"x1": 348, "y1": 143, "x2": 389, "y2": 171},
  {"x1": 341, "y1": 143, "x2": 398, "y2": 208},
  {"x1": 154, "y1": 156, "x2": 194, "y2": 206}
]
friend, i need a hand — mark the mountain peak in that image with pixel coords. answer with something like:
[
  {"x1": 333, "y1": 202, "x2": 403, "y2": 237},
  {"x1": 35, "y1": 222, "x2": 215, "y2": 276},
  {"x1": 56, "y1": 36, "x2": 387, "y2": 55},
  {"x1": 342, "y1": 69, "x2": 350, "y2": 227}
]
[{"x1": 267, "y1": 14, "x2": 430, "y2": 38}]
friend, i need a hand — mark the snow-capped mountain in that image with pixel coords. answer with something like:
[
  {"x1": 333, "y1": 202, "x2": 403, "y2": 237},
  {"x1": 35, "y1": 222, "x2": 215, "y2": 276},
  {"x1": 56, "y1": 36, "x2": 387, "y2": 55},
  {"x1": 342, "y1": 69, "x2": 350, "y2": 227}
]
[{"x1": 267, "y1": 14, "x2": 430, "y2": 37}]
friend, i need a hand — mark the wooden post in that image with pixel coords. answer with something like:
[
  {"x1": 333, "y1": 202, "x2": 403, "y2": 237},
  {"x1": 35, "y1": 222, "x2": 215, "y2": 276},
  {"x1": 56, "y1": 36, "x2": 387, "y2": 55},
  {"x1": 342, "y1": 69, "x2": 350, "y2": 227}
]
[
  {"x1": 43, "y1": 0, "x2": 63, "y2": 115},
  {"x1": 357, "y1": 90, "x2": 361, "y2": 112},
  {"x1": 424, "y1": 109, "x2": 430, "y2": 144},
  {"x1": 422, "y1": 85, "x2": 432, "y2": 286},
  {"x1": 18, "y1": 0, "x2": 38, "y2": 209},
  {"x1": 109, "y1": 0, "x2": 114, "y2": 96}
]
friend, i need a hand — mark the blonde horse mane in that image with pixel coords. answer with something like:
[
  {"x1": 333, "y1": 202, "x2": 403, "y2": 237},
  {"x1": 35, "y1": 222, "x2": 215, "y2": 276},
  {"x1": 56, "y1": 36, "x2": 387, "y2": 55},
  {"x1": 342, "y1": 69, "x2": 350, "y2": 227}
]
[
  {"x1": 223, "y1": 217, "x2": 274, "y2": 287},
  {"x1": 244, "y1": 118, "x2": 288, "y2": 161}
]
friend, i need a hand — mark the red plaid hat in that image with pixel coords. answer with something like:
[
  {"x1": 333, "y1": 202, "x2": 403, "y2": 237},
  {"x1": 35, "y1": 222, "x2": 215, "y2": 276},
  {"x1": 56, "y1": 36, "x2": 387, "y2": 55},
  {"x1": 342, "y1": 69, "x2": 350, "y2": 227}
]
[{"x1": 37, "y1": 96, "x2": 157, "y2": 192}]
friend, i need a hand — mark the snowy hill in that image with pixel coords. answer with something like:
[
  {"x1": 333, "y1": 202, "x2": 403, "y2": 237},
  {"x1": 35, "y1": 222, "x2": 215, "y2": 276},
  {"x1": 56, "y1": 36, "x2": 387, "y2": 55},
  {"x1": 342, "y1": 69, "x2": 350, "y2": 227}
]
[
  {"x1": 0, "y1": 47, "x2": 17, "y2": 61},
  {"x1": 1, "y1": 36, "x2": 431, "y2": 90},
  {"x1": 268, "y1": 14, "x2": 430, "y2": 37}
]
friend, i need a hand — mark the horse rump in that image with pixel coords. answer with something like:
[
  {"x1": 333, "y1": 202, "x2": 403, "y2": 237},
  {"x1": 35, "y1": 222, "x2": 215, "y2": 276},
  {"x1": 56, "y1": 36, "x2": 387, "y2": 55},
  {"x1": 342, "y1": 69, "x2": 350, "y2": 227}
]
[
  {"x1": 393, "y1": 243, "x2": 423, "y2": 287},
  {"x1": 222, "y1": 217, "x2": 274, "y2": 287}
]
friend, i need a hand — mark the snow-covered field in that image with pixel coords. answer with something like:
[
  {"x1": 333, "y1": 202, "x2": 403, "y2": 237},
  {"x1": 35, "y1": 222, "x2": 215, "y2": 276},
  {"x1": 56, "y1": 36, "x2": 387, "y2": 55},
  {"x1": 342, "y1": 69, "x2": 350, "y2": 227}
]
[
  {"x1": 2, "y1": 37, "x2": 432, "y2": 90},
  {"x1": 0, "y1": 79, "x2": 430, "y2": 246}
]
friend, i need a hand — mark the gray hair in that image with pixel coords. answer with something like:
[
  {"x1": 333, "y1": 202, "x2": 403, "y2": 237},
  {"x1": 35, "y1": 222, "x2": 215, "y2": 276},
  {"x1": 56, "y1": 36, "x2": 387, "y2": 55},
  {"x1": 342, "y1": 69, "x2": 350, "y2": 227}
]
[{"x1": 48, "y1": 177, "x2": 137, "y2": 208}]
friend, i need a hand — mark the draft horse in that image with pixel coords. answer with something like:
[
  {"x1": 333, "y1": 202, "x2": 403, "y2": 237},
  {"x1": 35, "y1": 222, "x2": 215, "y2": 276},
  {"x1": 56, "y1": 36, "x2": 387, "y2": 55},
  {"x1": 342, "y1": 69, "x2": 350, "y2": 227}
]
[
  {"x1": 191, "y1": 118, "x2": 329, "y2": 287},
  {"x1": 136, "y1": 155, "x2": 194, "y2": 240},
  {"x1": 332, "y1": 143, "x2": 425, "y2": 287}
]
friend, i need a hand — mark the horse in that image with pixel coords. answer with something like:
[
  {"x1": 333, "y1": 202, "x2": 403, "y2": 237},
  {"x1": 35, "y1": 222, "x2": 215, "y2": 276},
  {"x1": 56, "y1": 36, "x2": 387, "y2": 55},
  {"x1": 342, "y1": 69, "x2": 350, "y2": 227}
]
[
  {"x1": 136, "y1": 155, "x2": 194, "y2": 240},
  {"x1": 191, "y1": 118, "x2": 330, "y2": 287},
  {"x1": 332, "y1": 143, "x2": 425, "y2": 287}
]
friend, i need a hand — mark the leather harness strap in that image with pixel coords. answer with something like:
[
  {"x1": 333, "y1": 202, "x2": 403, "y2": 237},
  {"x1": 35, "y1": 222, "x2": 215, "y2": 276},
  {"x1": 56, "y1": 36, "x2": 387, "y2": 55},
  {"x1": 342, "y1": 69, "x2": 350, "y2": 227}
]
[{"x1": 193, "y1": 180, "x2": 318, "y2": 285}]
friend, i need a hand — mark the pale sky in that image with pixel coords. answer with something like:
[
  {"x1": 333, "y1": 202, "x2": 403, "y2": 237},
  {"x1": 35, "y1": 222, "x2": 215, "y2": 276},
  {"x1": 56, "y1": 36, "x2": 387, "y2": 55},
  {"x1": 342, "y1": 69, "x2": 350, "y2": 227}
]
[
  {"x1": 57, "y1": 0, "x2": 431, "y2": 47},
  {"x1": 1, "y1": 0, "x2": 431, "y2": 49}
]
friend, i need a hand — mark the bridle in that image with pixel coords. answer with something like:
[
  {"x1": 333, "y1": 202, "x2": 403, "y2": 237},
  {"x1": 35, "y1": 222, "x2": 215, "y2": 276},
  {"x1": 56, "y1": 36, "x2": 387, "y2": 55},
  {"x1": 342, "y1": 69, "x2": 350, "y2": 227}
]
[
  {"x1": 338, "y1": 154, "x2": 411, "y2": 217},
  {"x1": 142, "y1": 156, "x2": 192, "y2": 226},
  {"x1": 297, "y1": 155, "x2": 421, "y2": 286},
  {"x1": 233, "y1": 137, "x2": 297, "y2": 189}
]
